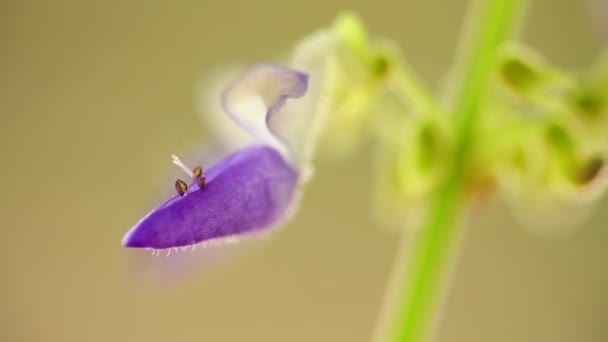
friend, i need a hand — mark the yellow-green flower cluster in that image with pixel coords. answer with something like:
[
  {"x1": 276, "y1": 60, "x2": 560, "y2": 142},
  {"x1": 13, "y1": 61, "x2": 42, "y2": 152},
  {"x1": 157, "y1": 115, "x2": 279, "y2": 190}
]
[
  {"x1": 475, "y1": 46, "x2": 608, "y2": 232},
  {"x1": 293, "y1": 14, "x2": 608, "y2": 231}
]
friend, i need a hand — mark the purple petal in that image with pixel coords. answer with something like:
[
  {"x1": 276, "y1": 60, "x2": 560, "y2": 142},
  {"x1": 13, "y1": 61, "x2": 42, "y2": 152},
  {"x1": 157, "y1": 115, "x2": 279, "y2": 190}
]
[
  {"x1": 221, "y1": 64, "x2": 309, "y2": 160},
  {"x1": 122, "y1": 145, "x2": 299, "y2": 249}
]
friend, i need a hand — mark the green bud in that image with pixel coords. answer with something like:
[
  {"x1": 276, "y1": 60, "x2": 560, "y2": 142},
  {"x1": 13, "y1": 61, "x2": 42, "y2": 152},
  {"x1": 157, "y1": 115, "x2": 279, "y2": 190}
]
[
  {"x1": 381, "y1": 119, "x2": 449, "y2": 199},
  {"x1": 416, "y1": 121, "x2": 443, "y2": 171},
  {"x1": 501, "y1": 55, "x2": 539, "y2": 90},
  {"x1": 544, "y1": 122, "x2": 574, "y2": 155},
  {"x1": 495, "y1": 44, "x2": 575, "y2": 113},
  {"x1": 370, "y1": 50, "x2": 391, "y2": 79},
  {"x1": 571, "y1": 91, "x2": 604, "y2": 118},
  {"x1": 569, "y1": 51, "x2": 608, "y2": 121},
  {"x1": 543, "y1": 122, "x2": 581, "y2": 183}
]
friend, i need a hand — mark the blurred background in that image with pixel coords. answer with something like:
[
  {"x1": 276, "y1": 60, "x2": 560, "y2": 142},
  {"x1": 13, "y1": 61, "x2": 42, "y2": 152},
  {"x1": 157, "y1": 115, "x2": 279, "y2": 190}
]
[{"x1": 1, "y1": 0, "x2": 607, "y2": 341}]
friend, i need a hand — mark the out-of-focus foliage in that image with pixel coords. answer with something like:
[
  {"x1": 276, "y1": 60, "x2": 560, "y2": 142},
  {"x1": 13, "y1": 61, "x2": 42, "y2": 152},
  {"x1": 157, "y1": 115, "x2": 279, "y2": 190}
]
[{"x1": 283, "y1": 15, "x2": 608, "y2": 232}]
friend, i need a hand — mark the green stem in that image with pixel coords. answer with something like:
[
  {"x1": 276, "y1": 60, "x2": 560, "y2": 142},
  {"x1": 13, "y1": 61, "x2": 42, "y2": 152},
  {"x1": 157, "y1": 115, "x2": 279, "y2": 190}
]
[{"x1": 384, "y1": 1, "x2": 526, "y2": 341}]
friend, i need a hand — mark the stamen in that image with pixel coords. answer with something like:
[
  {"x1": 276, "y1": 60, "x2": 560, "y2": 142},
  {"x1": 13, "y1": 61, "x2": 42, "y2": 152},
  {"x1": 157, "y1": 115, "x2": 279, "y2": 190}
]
[
  {"x1": 172, "y1": 155, "x2": 206, "y2": 193},
  {"x1": 172, "y1": 154, "x2": 194, "y2": 179},
  {"x1": 175, "y1": 179, "x2": 188, "y2": 196},
  {"x1": 197, "y1": 176, "x2": 207, "y2": 189}
]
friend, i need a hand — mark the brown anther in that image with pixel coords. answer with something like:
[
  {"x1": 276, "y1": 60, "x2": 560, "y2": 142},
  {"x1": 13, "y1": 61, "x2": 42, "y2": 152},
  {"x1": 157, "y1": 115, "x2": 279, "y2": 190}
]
[
  {"x1": 193, "y1": 166, "x2": 203, "y2": 179},
  {"x1": 175, "y1": 179, "x2": 188, "y2": 196},
  {"x1": 197, "y1": 176, "x2": 206, "y2": 189}
]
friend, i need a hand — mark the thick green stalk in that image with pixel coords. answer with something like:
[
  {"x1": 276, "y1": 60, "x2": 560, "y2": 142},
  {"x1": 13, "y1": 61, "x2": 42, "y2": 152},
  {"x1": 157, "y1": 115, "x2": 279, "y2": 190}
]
[{"x1": 385, "y1": 1, "x2": 526, "y2": 341}]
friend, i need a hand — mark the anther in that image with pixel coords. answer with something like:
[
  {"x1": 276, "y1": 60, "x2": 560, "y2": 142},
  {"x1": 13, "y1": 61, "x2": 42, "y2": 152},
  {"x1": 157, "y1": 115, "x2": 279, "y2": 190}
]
[
  {"x1": 172, "y1": 154, "x2": 206, "y2": 191},
  {"x1": 197, "y1": 176, "x2": 207, "y2": 189},
  {"x1": 193, "y1": 166, "x2": 203, "y2": 179},
  {"x1": 175, "y1": 179, "x2": 188, "y2": 196}
]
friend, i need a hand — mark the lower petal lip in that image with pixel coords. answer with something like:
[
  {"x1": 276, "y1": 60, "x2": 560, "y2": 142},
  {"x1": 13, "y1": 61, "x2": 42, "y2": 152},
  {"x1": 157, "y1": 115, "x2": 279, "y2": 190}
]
[{"x1": 123, "y1": 145, "x2": 299, "y2": 249}]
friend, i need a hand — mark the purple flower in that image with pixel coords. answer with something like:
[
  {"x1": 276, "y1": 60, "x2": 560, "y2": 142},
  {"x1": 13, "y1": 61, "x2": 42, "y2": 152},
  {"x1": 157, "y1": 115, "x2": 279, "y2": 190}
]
[{"x1": 122, "y1": 64, "x2": 310, "y2": 250}]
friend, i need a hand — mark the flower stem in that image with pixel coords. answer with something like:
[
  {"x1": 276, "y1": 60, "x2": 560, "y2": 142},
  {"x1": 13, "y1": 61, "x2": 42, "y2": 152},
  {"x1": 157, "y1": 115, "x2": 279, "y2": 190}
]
[{"x1": 381, "y1": 1, "x2": 527, "y2": 341}]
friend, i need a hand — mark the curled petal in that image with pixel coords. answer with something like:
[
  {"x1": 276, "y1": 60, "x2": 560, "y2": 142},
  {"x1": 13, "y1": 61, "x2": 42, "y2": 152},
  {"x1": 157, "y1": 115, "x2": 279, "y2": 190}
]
[
  {"x1": 197, "y1": 66, "x2": 255, "y2": 152},
  {"x1": 221, "y1": 64, "x2": 308, "y2": 164},
  {"x1": 122, "y1": 145, "x2": 299, "y2": 249}
]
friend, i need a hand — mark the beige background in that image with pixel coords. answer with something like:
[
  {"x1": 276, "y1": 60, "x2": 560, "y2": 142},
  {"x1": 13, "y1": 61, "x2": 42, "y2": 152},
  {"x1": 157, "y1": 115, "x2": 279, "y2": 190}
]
[{"x1": 1, "y1": 0, "x2": 606, "y2": 341}]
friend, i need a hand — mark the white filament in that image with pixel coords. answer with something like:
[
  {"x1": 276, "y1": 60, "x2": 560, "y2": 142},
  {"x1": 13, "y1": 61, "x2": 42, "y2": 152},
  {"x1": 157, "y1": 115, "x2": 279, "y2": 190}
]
[{"x1": 171, "y1": 154, "x2": 194, "y2": 179}]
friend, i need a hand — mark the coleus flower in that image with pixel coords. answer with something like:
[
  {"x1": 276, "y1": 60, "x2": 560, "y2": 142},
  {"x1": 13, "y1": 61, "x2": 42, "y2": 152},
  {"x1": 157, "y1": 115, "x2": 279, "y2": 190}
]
[{"x1": 122, "y1": 64, "x2": 314, "y2": 251}]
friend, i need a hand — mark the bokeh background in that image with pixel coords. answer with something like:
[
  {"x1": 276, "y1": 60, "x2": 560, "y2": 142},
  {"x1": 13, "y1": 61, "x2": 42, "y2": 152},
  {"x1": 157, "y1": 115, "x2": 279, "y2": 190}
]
[{"x1": 1, "y1": 0, "x2": 607, "y2": 341}]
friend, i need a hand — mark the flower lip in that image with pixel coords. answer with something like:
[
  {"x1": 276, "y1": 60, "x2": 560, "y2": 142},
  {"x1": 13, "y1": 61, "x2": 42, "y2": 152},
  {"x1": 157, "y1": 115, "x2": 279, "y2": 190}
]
[{"x1": 122, "y1": 145, "x2": 299, "y2": 250}]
